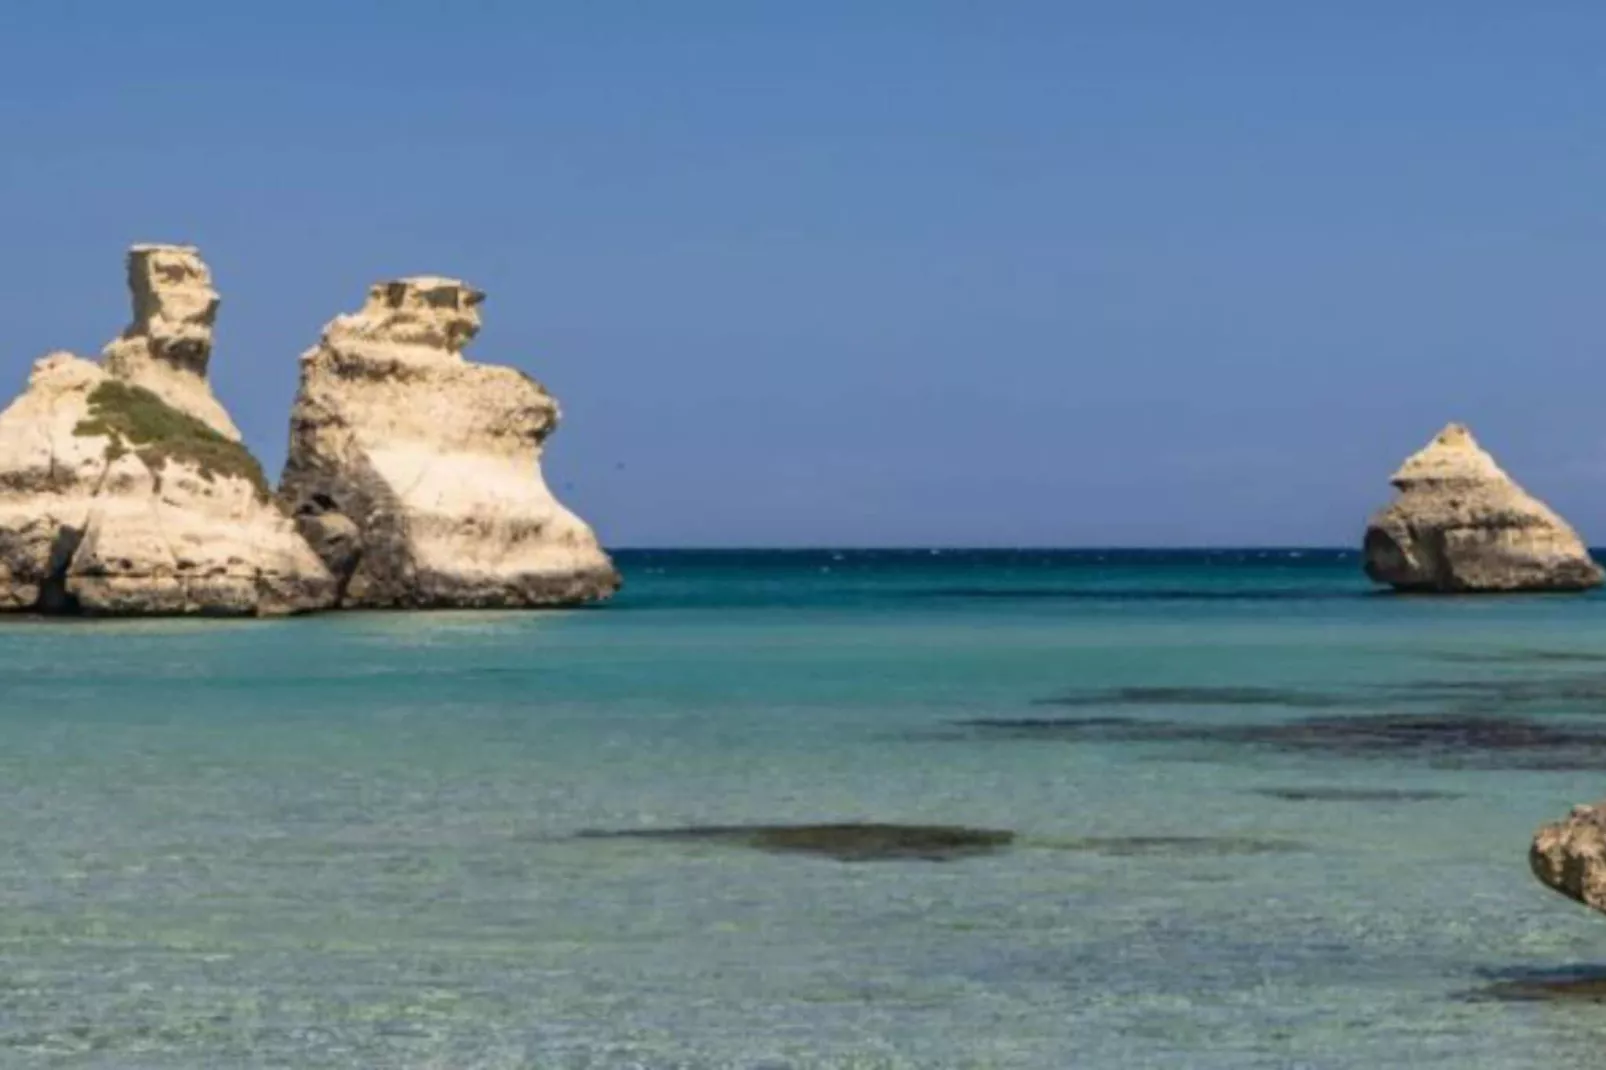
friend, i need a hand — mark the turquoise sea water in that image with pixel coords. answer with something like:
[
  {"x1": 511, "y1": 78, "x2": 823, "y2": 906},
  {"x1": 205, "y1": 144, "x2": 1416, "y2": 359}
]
[{"x1": 6, "y1": 550, "x2": 1606, "y2": 1067}]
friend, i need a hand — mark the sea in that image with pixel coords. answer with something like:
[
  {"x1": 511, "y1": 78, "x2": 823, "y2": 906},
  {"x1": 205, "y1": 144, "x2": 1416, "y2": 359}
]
[{"x1": 4, "y1": 548, "x2": 1606, "y2": 1069}]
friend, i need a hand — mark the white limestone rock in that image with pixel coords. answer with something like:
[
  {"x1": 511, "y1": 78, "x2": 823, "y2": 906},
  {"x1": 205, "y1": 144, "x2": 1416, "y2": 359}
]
[
  {"x1": 100, "y1": 244, "x2": 241, "y2": 439},
  {"x1": 1532, "y1": 802, "x2": 1606, "y2": 915},
  {"x1": 0, "y1": 247, "x2": 333, "y2": 616},
  {"x1": 1363, "y1": 423, "x2": 1602, "y2": 592},
  {"x1": 279, "y1": 277, "x2": 619, "y2": 608}
]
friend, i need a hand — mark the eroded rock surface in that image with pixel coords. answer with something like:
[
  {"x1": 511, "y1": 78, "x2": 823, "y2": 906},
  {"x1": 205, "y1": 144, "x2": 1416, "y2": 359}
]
[
  {"x1": 1531, "y1": 802, "x2": 1606, "y2": 913},
  {"x1": 0, "y1": 246, "x2": 333, "y2": 616},
  {"x1": 100, "y1": 244, "x2": 240, "y2": 439},
  {"x1": 1363, "y1": 424, "x2": 1602, "y2": 592},
  {"x1": 279, "y1": 277, "x2": 619, "y2": 608}
]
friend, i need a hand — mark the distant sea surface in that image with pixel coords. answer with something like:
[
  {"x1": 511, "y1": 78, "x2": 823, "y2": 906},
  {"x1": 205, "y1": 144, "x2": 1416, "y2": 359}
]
[{"x1": 7, "y1": 549, "x2": 1606, "y2": 1068}]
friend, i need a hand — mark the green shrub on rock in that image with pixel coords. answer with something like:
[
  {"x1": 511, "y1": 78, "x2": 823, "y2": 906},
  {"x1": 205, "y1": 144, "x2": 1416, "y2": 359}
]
[{"x1": 73, "y1": 380, "x2": 270, "y2": 499}]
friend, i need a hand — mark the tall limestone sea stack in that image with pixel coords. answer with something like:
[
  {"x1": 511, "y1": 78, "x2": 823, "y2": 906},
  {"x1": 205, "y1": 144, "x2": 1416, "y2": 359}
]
[
  {"x1": 100, "y1": 245, "x2": 242, "y2": 439},
  {"x1": 1363, "y1": 423, "x2": 1603, "y2": 593},
  {"x1": 0, "y1": 245, "x2": 334, "y2": 615},
  {"x1": 279, "y1": 277, "x2": 619, "y2": 608}
]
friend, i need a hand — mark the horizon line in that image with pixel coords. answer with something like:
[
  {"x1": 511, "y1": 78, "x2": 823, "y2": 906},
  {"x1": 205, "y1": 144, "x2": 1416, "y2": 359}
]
[{"x1": 604, "y1": 545, "x2": 1368, "y2": 553}]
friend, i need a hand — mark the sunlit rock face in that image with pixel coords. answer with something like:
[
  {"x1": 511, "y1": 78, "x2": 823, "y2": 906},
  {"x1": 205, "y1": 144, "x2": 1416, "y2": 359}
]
[
  {"x1": 279, "y1": 277, "x2": 619, "y2": 609},
  {"x1": 1532, "y1": 803, "x2": 1606, "y2": 914},
  {"x1": 0, "y1": 245, "x2": 333, "y2": 616},
  {"x1": 1363, "y1": 423, "x2": 1602, "y2": 593},
  {"x1": 100, "y1": 244, "x2": 240, "y2": 440}
]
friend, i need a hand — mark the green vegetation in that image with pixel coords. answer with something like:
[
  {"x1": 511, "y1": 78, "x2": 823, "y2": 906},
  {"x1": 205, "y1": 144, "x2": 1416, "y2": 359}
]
[{"x1": 73, "y1": 380, "x2": 269, "y2": 499}]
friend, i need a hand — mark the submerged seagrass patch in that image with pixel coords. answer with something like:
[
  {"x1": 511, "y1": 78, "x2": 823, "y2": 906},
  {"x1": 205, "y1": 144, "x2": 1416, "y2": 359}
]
[
  {"x1": 950, "y1": 711, "x2": 1606, "y2": 770},
  {"x1": 573, "y1": 822, "x2": 1015, "y2": 862}
]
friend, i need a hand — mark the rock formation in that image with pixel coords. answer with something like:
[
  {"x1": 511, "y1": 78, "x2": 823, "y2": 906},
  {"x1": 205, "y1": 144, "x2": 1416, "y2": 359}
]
[
  {"x1": 1531, "y1": 802, "x2": 1606, "y2": 913},
  {"x1": 1363, "y1": 423, "x2": 1603, "y2": 592},
  {"x1": 279, "y1": 277, "x2": 619, "y2": 608},
  {"x1": 100, "y1": 244, "x2": 241, "y2": 440},
  {"x1": 0, "y1": 245, "x2": 334, "y2": 616}
]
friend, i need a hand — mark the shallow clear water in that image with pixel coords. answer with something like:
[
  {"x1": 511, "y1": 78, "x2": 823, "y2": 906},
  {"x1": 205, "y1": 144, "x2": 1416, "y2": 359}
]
[{"x1": 5, "y1": 550, "x2": 1606, "y2": 1067}]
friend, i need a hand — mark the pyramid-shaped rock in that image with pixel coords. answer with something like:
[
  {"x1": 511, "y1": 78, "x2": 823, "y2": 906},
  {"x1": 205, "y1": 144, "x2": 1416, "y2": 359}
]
[
  {"x1": 0, "y1": 245, "x2": 334, "y2": 615},
  {"x1": 1363, "y1": 423, "x2": 1602, "y2": 592},
  {"x1": 279, "y1": 277, "x2": 619, "y2": 608}
]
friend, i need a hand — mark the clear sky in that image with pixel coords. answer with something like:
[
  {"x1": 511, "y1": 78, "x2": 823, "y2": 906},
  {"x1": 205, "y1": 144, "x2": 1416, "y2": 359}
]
[{"x1": 2, "y1": 2, "x2": 1603, "y2": 547}]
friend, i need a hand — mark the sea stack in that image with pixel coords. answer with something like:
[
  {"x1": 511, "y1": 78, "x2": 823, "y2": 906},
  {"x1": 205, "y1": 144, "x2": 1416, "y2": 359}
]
[
  {"x1": 0, "y1": 245, "x2": 334, "y2": 615},
  {"x1": 100, "y1": 245, "x2": 241, "y2": 439},
  {"x1": 279, "y1": 277, "x2": 619, "y2": 608},
  {"x1": 1531, "y1": 803, "x2": 1606, "y2": 914},
  {"x1": 1363, "y1": 423, "x2": 1602, "y2": 593}
]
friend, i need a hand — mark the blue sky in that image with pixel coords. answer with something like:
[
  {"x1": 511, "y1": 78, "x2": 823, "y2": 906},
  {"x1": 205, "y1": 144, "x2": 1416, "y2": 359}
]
[{"x1": 2, "y1": 2, "x2": 1604, "y2": 546}]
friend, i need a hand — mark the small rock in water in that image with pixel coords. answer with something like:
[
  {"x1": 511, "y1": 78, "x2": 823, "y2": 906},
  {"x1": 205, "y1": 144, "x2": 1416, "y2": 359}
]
[{"x1": 1530, "y1": 801, "x2": 1606, "y2": 912}]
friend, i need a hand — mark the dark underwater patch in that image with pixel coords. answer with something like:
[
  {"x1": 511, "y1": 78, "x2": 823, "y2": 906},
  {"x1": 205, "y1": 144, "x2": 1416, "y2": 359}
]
[
  {"x1": 1244, "y1": 714, "x2": 1606, "y2": 762},
  {"x1": 1397, "y1": 674, "x2": 1606, "y2": 715},
  {"x1": 954, "y1": 712, "x2": 1606, "y2": 770},
  {"x1": 574, "y1": 822, "x2": 1014, "y2": 862},
  {"x1": 1034, "y1": 835, "x2": 1305, "y2": 857},
  {"x1": 1033, "y1": 685, "x2": 1350, "y2": 710},
  {"x1": 1248, "y1": 786, "x2": 1461, "y2": 803},
  {"x1": 1430, "y1": 650, "x2": 1606, "y2": 666},
  {"x1": 951, "y1": 715, "x2": 1162, "y2": 740},
  {"x1": 1462, "y1": 966, "x2": 1606, "y2": 1003},
  {"x1": 1030, "y1": 669, "x2": 1606, "y2": 722}
]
